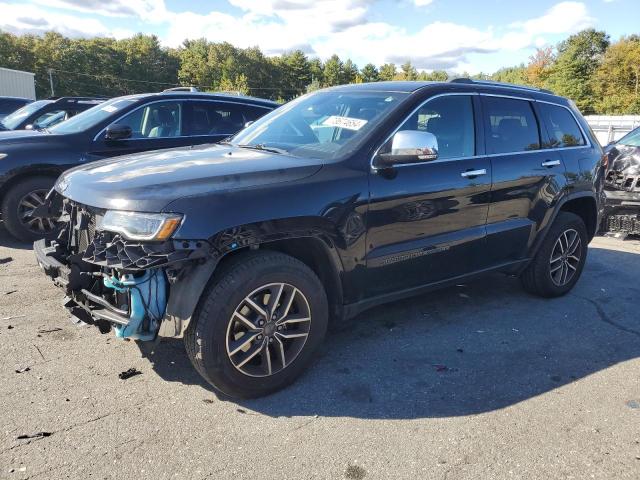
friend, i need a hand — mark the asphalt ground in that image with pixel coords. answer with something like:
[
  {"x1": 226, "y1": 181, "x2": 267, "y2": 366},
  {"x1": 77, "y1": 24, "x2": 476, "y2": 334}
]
[{"x1": 1, "y1": 227, "x2": 639, "y2": 479}]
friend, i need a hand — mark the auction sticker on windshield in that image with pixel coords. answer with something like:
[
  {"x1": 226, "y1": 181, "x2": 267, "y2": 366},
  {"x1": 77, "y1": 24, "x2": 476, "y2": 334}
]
[{"x1": 322, "y1": 115, "x2": 368, "y2": 131}]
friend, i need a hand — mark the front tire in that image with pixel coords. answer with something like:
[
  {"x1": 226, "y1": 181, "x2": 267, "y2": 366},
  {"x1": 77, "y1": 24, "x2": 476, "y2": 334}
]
[
  {"x1": 184, "y1": 250, "x2": 328, "y2": 399},
  {"x1": 1, "y1": 176, "x2": 58, "y2": 242},
  {"x1": 521, "y1": 211, "x2": 588, "y2": 297}
]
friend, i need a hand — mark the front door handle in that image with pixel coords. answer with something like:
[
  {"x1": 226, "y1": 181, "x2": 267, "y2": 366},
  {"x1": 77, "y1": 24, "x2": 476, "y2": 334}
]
[
  {"x1": 461, "y1": 169, "x2": 487, "y2": 178},
  {"x1": 541, "y1": 160, "x2": 561, "y2": 168}
]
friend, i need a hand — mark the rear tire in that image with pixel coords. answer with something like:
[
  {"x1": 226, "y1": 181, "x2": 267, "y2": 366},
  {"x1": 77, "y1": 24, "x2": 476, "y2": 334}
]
[
  {"x1": 1, "y1": 176, "x2": 58, "y2": 242},
  {"x1": 521, "y1": 211, "x2": 588, "y2": 297},
  {"x1": 184, "y1": 250, "x2": 328, "y2": 399}
]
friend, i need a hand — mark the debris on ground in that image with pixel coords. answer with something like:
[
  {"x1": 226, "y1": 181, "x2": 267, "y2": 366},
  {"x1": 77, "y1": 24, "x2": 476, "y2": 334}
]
[
  {"x1": 15, "y1": 366, "x2": 30, "y2": 373},
  {"x1": 203, "y1": 399, "x2": 215, "y2": 404},
  {"x1": 433, "y1": 364, "x2": 448, "y2": 372},
  {"x1": 118, "y1": 368, "x2": 142, "y2": 380},
  {"x1": 1, "y1": 315, "x2": 26, "y2": 321},
  {"x1": 0, "y1": 257, "x2": 13, "y2": 265},
  {"x1": 16, "y1": 431, "x2": 52, "y2": 440},
  {"x1": 4, "y1": 290, "x2": 17, "y2": 295},
  {"x1": 456, "y1": 348, "x2": 464, "y2": 353},
  {"x1": 37, "y1": 327, "x2": 63, "y2": 334},
  {"x1": 458, "y1": 293, "x2": 470, "y2": 299},
  {"x1": 7, "y1": 325, "x2": 14, "y2": 330}
]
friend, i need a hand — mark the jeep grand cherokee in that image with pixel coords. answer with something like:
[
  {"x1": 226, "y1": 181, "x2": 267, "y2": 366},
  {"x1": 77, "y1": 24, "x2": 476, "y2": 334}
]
[{"x1": 35, "y1": 79, "x2": 605, "y2": 398}]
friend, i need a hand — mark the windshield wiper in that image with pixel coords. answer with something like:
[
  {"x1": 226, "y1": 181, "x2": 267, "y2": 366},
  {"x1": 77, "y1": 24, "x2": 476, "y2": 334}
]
[{"x1": 237, "y1": 143, "x2": 289, "y2": 155}]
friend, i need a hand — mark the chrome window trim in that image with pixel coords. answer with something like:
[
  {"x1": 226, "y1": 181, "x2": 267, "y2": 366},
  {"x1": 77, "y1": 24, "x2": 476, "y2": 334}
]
[
  {"x1": 93, "y1": 98, "x2": 274, "y2": 142},
  {"x1": 370, "y1": 92, "x2": 593, "y2": 172}
]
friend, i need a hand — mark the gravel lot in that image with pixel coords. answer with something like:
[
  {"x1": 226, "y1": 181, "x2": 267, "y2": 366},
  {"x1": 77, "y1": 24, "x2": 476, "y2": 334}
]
[{"x1": 1, "y1": 227, "x2": 639, "y2": 480}]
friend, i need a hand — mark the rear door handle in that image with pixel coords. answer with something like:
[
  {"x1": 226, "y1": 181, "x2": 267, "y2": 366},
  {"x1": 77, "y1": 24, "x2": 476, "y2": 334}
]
[
  {"x1": 461, "y1": 169, "x2": 487, "y2": 178},
  {"x1": 541, "y1": 160, "x2": 561, "y2": 167}
]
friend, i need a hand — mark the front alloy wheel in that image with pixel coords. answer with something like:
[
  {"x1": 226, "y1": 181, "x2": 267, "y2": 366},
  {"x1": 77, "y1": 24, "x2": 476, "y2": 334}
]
[
  {"x1": 184, "y1": 251, "x2": 328, "y2": 399},
  {"x1": 226, "y1": 283, "x2": 312, "y2": 377}
]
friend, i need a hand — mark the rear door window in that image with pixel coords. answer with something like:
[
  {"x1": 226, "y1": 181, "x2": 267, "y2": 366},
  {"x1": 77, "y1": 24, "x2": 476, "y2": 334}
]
[
  {"x1": 537, "y1": 103, "x2": 586, "y2": 148},
  {"x1": 482, "y1": 97, "x2": 541, "y2": 154}
]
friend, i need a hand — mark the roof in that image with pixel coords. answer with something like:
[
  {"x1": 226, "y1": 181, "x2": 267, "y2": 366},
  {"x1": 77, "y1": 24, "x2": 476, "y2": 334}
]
[
  {"x1": 329, "y1": 79, "x2": 568, "y2": 104},
  {"x1": 154, "y1": 90, "x2": 280, "y2": 107}
]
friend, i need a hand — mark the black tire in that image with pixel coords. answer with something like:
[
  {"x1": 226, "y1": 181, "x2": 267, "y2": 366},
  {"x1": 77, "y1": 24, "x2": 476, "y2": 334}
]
[
  {"x1": 521, "y1": 211, "x2": 588, "y2": 297},
  {"x1": 184, "y1": 250, "x2": 328, "y2": 399},
  {"x1": 1, "y1": 176, "x2": 58, "y2": 242}
]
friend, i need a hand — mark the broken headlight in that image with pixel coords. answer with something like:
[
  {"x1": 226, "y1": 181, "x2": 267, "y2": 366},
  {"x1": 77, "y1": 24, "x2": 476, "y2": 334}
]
[{"x1": 99, "y1": 211, "x2": 183, "y2": 241}]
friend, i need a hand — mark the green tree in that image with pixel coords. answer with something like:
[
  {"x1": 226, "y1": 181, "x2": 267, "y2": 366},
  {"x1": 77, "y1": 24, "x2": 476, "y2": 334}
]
[
  {"x1": 342, "y1": 59, "x2": 358, "y2": 84},
  {"x1": 546, "y1": 28, "x2": 610, "y2": 113},
  {"x1": 378, "y1": 63, "x2": 396, "y2": 81},
  {"x1": 323, "y1": 54, "x2": 344, "y2": 86},
  {"x1": 399, "y1": 61, "x2": 418, "y2": 80},
  {"x1": 360, "y1": 63, "x2": 379, "y2": 82},
  {"x1": 593, "y1": 36, "x2": 640, "y2": 114}
]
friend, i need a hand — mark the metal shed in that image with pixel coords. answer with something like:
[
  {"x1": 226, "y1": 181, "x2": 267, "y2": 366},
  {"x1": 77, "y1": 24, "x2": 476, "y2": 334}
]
[{"x1": 0, "y1": 67, "x2": 36, "y2": 100}]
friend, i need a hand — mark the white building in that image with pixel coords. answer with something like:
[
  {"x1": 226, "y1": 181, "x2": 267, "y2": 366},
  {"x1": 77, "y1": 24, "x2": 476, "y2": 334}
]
[
  {"x1": 585, "y1": 115, "x2": 640, "y2": 146},
  {"x1": 0, "y1": 67, "x2": 36, "y2": 100}
]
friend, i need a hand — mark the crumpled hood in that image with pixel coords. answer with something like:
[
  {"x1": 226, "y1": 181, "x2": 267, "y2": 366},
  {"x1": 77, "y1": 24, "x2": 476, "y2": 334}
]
[
  {"x1": 607, "y1": 144, "x2": 640, "y2": 175},
  {"x1": 56, "y1": 143, "x2": 324, "y2": 211}
]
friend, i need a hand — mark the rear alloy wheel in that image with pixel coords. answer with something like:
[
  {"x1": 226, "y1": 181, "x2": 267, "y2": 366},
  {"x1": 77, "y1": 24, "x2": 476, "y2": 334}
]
[
  {"x1": 185, "y1": 250, "x2": 328, "y2": 399},
  {"x1": 2, "y1": 176, "x2": 59, "y2": 242},
  {"x1": 521, "y1": 211, "x2": 588, "y2": 297}
]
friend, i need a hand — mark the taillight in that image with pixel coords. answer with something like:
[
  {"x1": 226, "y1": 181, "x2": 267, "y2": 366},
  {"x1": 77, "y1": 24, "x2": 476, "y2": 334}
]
[{"x1": 602, "y1": 153, "x2": 609, "y2": 170}]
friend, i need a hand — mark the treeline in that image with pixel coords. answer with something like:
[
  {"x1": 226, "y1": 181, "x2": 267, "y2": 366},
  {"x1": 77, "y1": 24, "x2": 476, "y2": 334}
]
[
  {"x1": 488, "y1": 29, "x2": 640, "y2": 114},
  {"x1": 1, "y1": 28, "x2": 639, "y2": 113}
]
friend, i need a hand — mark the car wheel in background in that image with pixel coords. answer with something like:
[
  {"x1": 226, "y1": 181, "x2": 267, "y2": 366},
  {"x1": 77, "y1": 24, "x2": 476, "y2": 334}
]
[{"x1": 1, "y1": 176, "x2": 59, "y2": 242}]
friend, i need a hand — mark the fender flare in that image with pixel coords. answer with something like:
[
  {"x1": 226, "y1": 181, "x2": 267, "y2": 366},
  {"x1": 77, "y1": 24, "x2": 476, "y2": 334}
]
[
  {"x1": 523, "y1": 190, "x2": 599, "y2": 271},
  {"x1": 158, "y1": 224, "x2": 346, "y2": 338}
]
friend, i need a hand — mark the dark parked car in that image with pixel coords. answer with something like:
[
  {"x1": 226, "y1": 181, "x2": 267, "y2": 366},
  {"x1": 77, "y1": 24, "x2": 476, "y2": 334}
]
[
  {"x1": 0, "y1": 97, "x2": 106, "y2": 132},
  {"x1": 602, "y1": 126, "x2": 640, "y2": 235},
  {"x1": 0, "y1": 96, "x2": 32, "y2": 121},
  {"x1": 0, "y1": 91, "x2": 278, "y2": 240},
  {"x1": 35, "y1": 80, "x2": 604, "y2": 398}
]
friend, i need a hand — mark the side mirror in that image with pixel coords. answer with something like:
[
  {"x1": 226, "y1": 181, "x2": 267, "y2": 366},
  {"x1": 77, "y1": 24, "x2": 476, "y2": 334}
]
[
  {"x1": 25, "y1": 124, "x2": 33, "y2": 130},
  {"x1": 375, "y1": 130, "x2": 438, "y2": 168},
  {"x1": 105, "y1": 124, "x2": 132, "y2": 141}
]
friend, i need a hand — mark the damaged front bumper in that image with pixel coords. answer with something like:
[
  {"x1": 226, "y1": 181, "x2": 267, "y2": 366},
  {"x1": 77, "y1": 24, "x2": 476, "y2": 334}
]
[
  {"x1": 34, "y1": 199, "x2": 217, "y2": 341},
  {"x1": 602, "y1": 189, "x2": 640, "y2": 235}
]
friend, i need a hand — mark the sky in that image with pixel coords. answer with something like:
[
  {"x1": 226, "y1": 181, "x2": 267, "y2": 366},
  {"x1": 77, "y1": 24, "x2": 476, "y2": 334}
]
[{"x1": 0, "y1": 0, "x2": 638, "y2": 74}]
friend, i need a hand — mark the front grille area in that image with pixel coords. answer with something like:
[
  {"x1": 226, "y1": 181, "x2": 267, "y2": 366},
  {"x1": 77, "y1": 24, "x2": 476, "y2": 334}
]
[
  {"x1": 605, "y1": 214, "x2": 640, "y2": 235},
  {"x1": 605, "y1": 170, "x2": 640, "y2": 192}
]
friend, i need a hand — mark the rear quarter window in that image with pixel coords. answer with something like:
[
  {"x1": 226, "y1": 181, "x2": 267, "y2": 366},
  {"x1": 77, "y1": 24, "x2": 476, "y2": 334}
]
[{"x1": 537, "y1": 103, "x2": 586, "y2": 148}]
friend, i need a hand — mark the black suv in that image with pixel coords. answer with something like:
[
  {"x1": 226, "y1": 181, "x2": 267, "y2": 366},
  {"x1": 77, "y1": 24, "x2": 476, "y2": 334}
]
[
  {"x1": 35, "y1": 80, "x2": 604, "y2": 398},
  {"x1": 0, "y1": 97, "x2": 106, "y2": 131},
  {"x1": 0, "y1": 91, "x2": 278, "y2": 241}
]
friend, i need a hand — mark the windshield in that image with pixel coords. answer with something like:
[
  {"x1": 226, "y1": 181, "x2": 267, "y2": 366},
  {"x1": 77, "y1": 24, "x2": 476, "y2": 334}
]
[
  {"x1": 617, "y1": 127, "x2": 640, "y2": 147},
  {"x1": 230, "y1": 90, "x2": 409, "y2": 160},
  {"x1": 50, "y1": 97, "x2": 140, "y2": 134},
  {"x1": 1, "y1": 100, "x2": 52, "y2": 130}
]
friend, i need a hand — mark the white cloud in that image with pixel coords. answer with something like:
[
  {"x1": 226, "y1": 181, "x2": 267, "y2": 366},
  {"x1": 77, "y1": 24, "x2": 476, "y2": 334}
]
[
  {"x1": 31, "y1": 0, "x2": 168, "y2": 22},
  {"x1": 413, "y1": 0, "x2": 434, "y2": 6},
  {"x1": 0, "y1": 2, "x2": 134, "y2": 38}
]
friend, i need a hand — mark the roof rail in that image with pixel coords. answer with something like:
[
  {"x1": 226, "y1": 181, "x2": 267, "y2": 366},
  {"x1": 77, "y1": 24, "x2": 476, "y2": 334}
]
[
  {"x1": 449, "y1": 78, "x2": 554, "y2": 95},
  {"x1": 163, "y1": 86, "x2": 199, "y2": 93}
]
